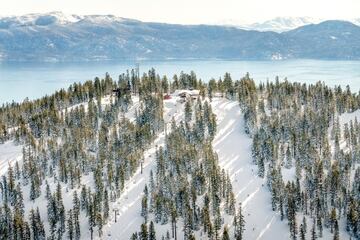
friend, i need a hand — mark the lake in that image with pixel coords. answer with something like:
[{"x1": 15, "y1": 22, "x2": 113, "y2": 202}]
[{"x1": 1, "y1": 59, "x2": 360, "y2": 104}]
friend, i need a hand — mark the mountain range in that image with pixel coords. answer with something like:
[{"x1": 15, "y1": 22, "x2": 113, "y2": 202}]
[
  {"x1": 218, "y1": 17, "x2": 323, "y2": 32},
  {"x1": 215, "y1": 17, "x2": 360, "y2": 32},
  {"x1": 0, "y1": 12, "x2": 360, "y2": 61}
]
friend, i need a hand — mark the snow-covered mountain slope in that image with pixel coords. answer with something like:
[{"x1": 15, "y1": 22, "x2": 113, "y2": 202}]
[
  {"x1": 215, "y1": 17, "x2": 360, "y2": 32},
  {"x1": 0, "y1": 93, "x2": 357, "y2": 239},
  {"x1": 210, "y1": 98, "x2": 289, "y2": 239},
  {"x1": 1, "y1": 13, "x2": 360, "y2": 61},
  {"x1": 95, "y1": 96, "x2": 289, "y2": 239},
  {"x1": 0, "y1": 12, "x2": 133, "y2": 28},
  {"x1": 353, "y1": 18, "x2": 360, "y2": 26},
  {"x1": 100, "y1": 97, "x2": 185, "y2": 239},
  {"x1": 0, "y1": 12, "x2": 81, "y2": 28},
  {"x1": 338, "y1": 108, "x2": 360, "y2": 127},
  {"x1": 244, "y1": 17, "x2": 322, "y2": 32}
]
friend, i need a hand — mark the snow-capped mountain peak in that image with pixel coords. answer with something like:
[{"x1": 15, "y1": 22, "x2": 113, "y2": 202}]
[
  {"x1": 249, "y1": 17, "x2": 322, "y2": 32},
  {"x1": 0, "y1": 12, "x2": 138, "y2": 29},
  {"x1": 0, "y1": 12, "x2": 82, "y2": 28},
  {"x1": 214, "y1": 16, "x2": 360, "y2": 32},
  {"x1": 79, "y1": 14, "x2": 129, "y2": 24}
]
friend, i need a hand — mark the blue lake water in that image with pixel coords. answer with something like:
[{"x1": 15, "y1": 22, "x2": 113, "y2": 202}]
[{"x1": 1, "y1": 59, "x2": 360, "y2": 104}]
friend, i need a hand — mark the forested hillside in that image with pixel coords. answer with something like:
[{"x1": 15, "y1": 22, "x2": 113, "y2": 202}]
[
  {"x1": 1, "y1": 13, "x2": 360, "y2": 61},
  {"x1": 0, "y1": 69, "x2": 359, "y2": 239},
  {"x1": 238, "y1": 77, "x2": 360, "y2": 240}
]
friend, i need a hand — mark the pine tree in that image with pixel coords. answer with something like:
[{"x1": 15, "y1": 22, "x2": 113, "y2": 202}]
[
  {"x1": 258, "y1": 157, "x2": 265, "y2": 178},
  {"x1": 67, "y1": 210, "x2": 74, "y2": 240},
  {"x1": 299, "y1": 223, "x2": 306, "y2": 240},
  {"x1": 329, "y1": 208, "x2": 337, "y2": 233},
  {"x1": 47, "y1": 195, "x2": 57, "y2": 238},
  {"x1": 131, "y1": 232, "x2": 139, "y2": 240},
  {"x1": 333, "y1": 219, "x2": 339, "y2": 240},
  {"x1": 149, "y1": 221, "x2": 156, "y2": 240},
  {"x1": 29, "y1": 208, "x2": 44, "y2": 240},
  {"x1": 234, "y1": 203, "x2": 245, "y2": 240},
  {"x1": 24, "y1": 221, "x2": 31, "y2": 240},
  {"x1": 170, "y1": 203, "x2": 177, "y2": 240},
  {"x1": 58, "y1": 195, "x2": 66, "y2": 238},
  {"x1": 280, "y1": 197, "x2": 284, "y2": 221},
  {"x1": 88, "y1": 200, "x2": 95, "y2": 240},
  {"x1": 185, "y1": 101, "x2": 192, "y2": 123},
  {"x1": 103, "y1": 189, "x2": 110, "y2": 222},
  {"x1": 73, "y1": 209, "x2": 81, "y2": 240},
  {"x1": 222, "y1": 225, "x2": 230, "y2": 240},
  {"x1": 96, "y1": 212, "x2": 103, "y2": 237},
  {"x1": 141, "y1": 195, "x2": 148, "y2": 223},
  {"x1": 316, "y1": 214, "x2": 323, "y2": 238},
  {"x1": 29, "y1": 209, "x2": 37, "y2": 240},
  {"x1": 73, "y1": 191, "x2": 80, "y2": 216},
  {"x1": 14, "y1": 183, "x2": 25, "y2": 217},
  {"x1": 311, "y1": 219, "x2": 317, "y2": 240},
  {"x1": 140, "y1": 223, "x2": 148, "y2": 240},
  {"x1": 45, "y1": 182, "x2": 51, "y2": 200}
]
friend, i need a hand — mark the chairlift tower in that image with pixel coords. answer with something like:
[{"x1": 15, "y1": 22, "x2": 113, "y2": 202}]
[{"x1": 113, "y1": 208, "x2": 119, "y2": 223}]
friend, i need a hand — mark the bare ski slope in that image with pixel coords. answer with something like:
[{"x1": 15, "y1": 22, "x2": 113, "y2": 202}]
[
  {"x1": 211, "y1": 98, "x2": 289, "y2": 240},
  {"x1": 0, "y1": 141, "x2": 22, "y2": 176}
]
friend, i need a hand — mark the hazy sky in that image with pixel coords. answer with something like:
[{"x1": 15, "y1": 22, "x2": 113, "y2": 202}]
[{"x1": 0, "y1": 0, "x2": 359, "y2": 24}]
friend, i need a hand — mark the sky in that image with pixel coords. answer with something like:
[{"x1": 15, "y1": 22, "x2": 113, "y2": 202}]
[{"x1": 0, "y1": 0, "x2": 359, "y2": 24}]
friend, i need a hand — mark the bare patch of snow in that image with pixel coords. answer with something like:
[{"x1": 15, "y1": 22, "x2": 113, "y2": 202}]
[{"x1": 0, "y1": 141, "x2": 22, "y2": 176}]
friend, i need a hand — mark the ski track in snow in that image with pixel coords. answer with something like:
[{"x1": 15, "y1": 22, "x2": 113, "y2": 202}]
[
  {"x1": 0, "y1": 141, "x2": 23, "y2": 176},
  {"x1": 256, "y1": 216, "x2": 276, "y2": 240},
  {"x1": 211, "y1": 98, "x2": 290, "y2": 240}
]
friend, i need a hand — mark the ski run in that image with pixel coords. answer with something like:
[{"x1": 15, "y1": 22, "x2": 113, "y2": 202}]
[{"x1": 1, "y1": 90, "x2": 355, "y2": 239}]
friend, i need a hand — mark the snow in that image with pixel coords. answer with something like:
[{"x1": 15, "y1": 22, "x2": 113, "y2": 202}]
[
  {"x1": 281, "y1": 167, "x2": 296, "y2": 183},
  {"x1": 0, "y1": 95, "x2": 356, "y2": 239},
  {"x1": 124, "y1": 95, "x2": 140, "y2": 122},
  {"x1": 19, "y1": 172, "x2": 96, "y2": 238},
  {"x1": 61, "y1": 94, "x2": 124, "y2": 115},
  {"x1": 212, "y1": 97, "x2": 352, "y2": 239},
  {"x1": 213, "y1": 17, "x2": 322, "y2": 32},
  {"x1": 172, "y1": 89, "x2": 200, "y2": 96},
  {"x1": 210, "y1": 98, "x2": 290, "y2": 239},
  {"x1": 102, "y1": 139, "x2": 161, "y2": 239},
  {"x1": 213, "y1": 17, "x2": 360, "y2": 32},
  {"x1": 0, "y1": 12, "x2": 82, "y2": 28},
  {"x1": 99, "y1": 96, "x2": 184, "y2": 239},
  {"x1": 271, "y1": 53, "x2": 284, "y2": 60},
  {"x1": 43, "y1": 12, "x2": 82, "y2": 24},
  {"x1": 0, "y1": 140, "x2": 22, "y2": 176},
  {"x1": 80, "y1": 15, "x2": 126, "y2": 24},
  {"x1": 334, "y1": 109, "x2": 360, "y2": 152},
  {"x1": 0, "y1": 12, "x2": 135, "y2": 29},
  {"x1": 338, "y1": 109, "x2": 360, "y2": 127}
]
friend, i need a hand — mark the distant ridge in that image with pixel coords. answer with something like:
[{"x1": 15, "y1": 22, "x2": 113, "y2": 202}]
[
  {"x1": 214, "y1": 17, "x2": 360, "y2": 32},
  {"x1": 0, "y1": 12, "x2": 359, "y2": 61},
  {"x1": 248, "y1": 17, "x2": 323, "y2": 32}
]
